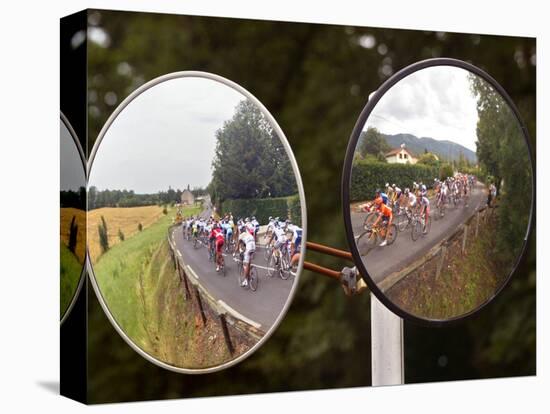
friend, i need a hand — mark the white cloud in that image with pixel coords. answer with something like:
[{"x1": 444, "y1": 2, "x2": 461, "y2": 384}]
[{"x1": 365, "y1": 66, "x2": 480, "y2": 152}]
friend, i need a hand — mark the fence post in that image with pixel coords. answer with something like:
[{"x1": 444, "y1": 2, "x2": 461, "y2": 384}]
[
  {"x1": 219, "y1": 314, "x2": 234, "y2": 356},
  {"x1": 435, "y1": 244, "x2": 447, "y2": 280},
  {"x1": 194, "y1": 287, "x2": 207, "y2": 326},
  {"x1": 461, "y1": 225, "x2": 469, "y2": 255},
  {"x1": 181, "y1": 268, "x2": 191, "y2": 300}
]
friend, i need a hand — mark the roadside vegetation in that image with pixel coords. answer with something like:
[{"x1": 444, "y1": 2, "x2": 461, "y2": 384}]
[
  {"x1": 60, "y1": 241, "x2": 83, "y2": 318},
  {"x1": 93, "y1": 205, "x2": 237, "y2": 367},
  {"x1": 387, "y1": 213, "x2": 500, "y2": 319}
]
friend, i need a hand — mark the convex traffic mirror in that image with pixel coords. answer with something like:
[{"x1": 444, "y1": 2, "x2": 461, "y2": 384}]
[
  {"x1": 342, "y1": 59, "x2": 534, "y2": 324},
  {"x1": 60, "y1": 114, "x2": 86, "y2": 323},
  {"x1": 87, "y1": 72, "x2": 306, "y2": 373}
]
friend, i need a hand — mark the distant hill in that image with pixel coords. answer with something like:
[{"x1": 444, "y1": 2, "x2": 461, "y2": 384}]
[{"x1": 382, "y1": 133, "x2": 477, "y2": 164}]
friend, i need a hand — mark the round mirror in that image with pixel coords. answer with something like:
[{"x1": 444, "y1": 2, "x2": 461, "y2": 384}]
[
  {"x1": 60, "y1": 113, "x2": 87, "y2": 323},
  {"x1": 87, "y1": 72, "x2": 306, "y2": 373},
  {"x1": 342, "y1": 59, "x2": 534, "y2": 324}
]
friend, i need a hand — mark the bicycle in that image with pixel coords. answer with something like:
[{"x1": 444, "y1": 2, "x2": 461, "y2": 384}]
[
  {"x1": 411, "y1": 212, "x2": 431, "y2": 241},
  {"x1": 435, "y1": 194, "x2": 446, "y2": 220},
  {"x1": 396, "y1": 207, "x2": 413, "y2": 232},
  {"x1": 236, "y1": 251, "x2": 258, "y2": 291},
  {"x1": 355, "y1": 220, "x2": 398, "y2": 255},
  {"x1": 267, "y1": 241, "x2": 291, "y2": 280}
]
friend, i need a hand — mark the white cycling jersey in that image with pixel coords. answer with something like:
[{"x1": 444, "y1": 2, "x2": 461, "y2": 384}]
[
  {"x1": 238, "y1": 231, "x2": 256, "y2": 251},
  {"x1": 287, "y1": 224, "x2": 302, "y2": 242}
]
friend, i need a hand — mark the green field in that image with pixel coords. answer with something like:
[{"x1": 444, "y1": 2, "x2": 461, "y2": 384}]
[
  {"x1": 60, "y1": 242, "x2": 83, "y2": 318},
  {"x1": 93, "y1": 206, "x2": 234, "y2": 368}
]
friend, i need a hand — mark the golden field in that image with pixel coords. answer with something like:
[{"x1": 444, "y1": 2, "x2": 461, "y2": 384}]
[
  {"x1": 60, "y1": 207, "x2": 86, "y2": 263},
  {"x1": 88, "y1": 205, "x2": 166, "y2": 263}
]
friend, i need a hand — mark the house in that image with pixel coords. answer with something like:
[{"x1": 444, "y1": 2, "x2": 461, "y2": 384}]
[
  {"x1": 180, "y1": 185, "x2": 195, "y2": 205},
  {"x1": 385, "y1": 144, "x2": 417, "y2": 164}
]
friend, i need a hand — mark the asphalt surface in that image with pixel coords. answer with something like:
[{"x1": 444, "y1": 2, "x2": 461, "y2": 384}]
[
  {"x1": 171, "y1": 224, "x2": 295, "y2": 331},
  {"x1": 351, "y1": 183, "x2": 486, "y2": 284}
]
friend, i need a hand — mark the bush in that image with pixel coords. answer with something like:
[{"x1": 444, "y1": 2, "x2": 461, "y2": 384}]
[
  {"x1": 138, "y1": 223, "x2": 143, "y2": 232},
  {"x1": 68, "y1": 215, "x2": 78, "y2": 254},
  {"x1": 118, "y1": 229, "x2": 125, "y2": 241},
  {"x1": 98, "y1": 216, "x2": 109, "y2": 254},
  {"x1": 221, "y1": 194, "x2": 301, "y2": 225},
  {"x1": 162, "y1": 206, "x2": 168, "y2": 215},
  {"x1": 350, "y1": 160, "x2": 438, "y2": 201},
  {"x1": 287, "y1": 194, "x2": 302, "y2": 225}
]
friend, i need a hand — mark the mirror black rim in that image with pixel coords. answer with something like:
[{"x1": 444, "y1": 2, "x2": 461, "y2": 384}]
[
  {"x1": 341, "y1": 57, "x2": 535, "y2": 326},
  {"x1": 60, "y1": 112, "x2": 87, "y2": 325}
]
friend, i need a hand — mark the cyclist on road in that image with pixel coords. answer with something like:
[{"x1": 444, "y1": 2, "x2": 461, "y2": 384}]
[
  {"x1": 417, "y1": 193, "x2": 430, "y2": 234},
  {"x1": 371, "y1": 196, "x2": 393, "y2": 247},
  {"x1": 234, "y1": 225, "x2": 256, "y2": 287},
  {"x1": 210, "y1": 223, "x2": 225, "y2": 272}
]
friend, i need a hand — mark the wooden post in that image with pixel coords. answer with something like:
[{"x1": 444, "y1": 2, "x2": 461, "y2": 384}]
[
  {"x1": 462, "y1": 225, "x2": 468, "y2": 255},
  {"x1": 194, "y1": 287, "x2": 207, "y2": 326},
  {"x1": 435, "y1": 244, "x2": 447, "y2": 280},
  {"x1": 219, "y1": 314, "x2": 234, "y2": 356}
]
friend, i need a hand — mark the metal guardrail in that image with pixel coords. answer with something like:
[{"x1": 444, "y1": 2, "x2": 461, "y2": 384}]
[
  {"x1": 166, "y1": 224, "x2": 265, "y2": 357},
  {"x1": 378, "y1": 203, "x2": 497, "y2": 293}
]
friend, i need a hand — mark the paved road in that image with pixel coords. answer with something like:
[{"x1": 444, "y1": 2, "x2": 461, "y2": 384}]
[
  {"x1": 171, "y1": 225, "x2": 295, "y2": 331},
  {"x1": 351, "y1": 183, "x2": 486, "y2": 284}
]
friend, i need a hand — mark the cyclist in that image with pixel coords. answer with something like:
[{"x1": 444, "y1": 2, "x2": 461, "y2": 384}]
[
  {"x1": 287, "y1": 222, "x2": 302, "y2": 260},
  {"x1": 251, "y1": 216, "x2": 260, "y2": 241},
  {"x1": 210, "y1": 223, "x2": 225, "y2": 272},
  {"x1": 391, "y1": 184, "x2": 402, "y2": 210},
  {"x1": 269, "y1": 221, "x2": 289, "y2": 264},
  {"x1": 371, "y1": 196, "x2": 393, "y2": 247},
  {"x1": 417, "y1": 193, "x2": 430, "y2": 234},
  {"x1": 234, "y1": 225, "x2": 256, "y2": 287},
  {"x1": 375, "y1": 188, "x2": 389, "y2": 206}
]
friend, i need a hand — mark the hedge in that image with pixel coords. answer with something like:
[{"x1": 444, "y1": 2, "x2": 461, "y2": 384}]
[
  {"x1": 350, "y1": 160, "x2": 439, "y2": 201},
  {"x1": 221, "y1": 194, "x2": 301, "y2": 225}
]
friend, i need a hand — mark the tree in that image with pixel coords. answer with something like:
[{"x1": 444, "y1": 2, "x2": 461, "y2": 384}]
[
  {"x1": 357, "y1": 127, "x2": 391, "y2": 158},
  {"x1": 470, "y1": 73, "x2": 532, "y2": 263},
  {"x1": 98, "y1": 216, "x2": 109, "y2": 254},
  {"x1": 209, "y1": 100, "x2": 297, "y2": 204},
  {"x1": 417, "y1": 152, "x2": 440, "y2": 167}
]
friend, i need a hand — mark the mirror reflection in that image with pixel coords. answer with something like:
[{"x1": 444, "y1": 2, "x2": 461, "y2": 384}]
[
  {"x1": 60, "y1": 116, "x2": 86, "y2": 321},
  {"x1": 348, "y1": 66, "x2": 532, "y2": 320},
  {"x1": 88, "y1": 75, "x2": 304, "y2": 370}
]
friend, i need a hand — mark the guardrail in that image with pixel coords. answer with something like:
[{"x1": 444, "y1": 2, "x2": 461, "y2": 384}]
[
  {"x1": 166, "y1": 224, "x2": 265, "y2": 356},
  {"x1": 379, "y1": 203, "x2": 497, "y2": 293}
]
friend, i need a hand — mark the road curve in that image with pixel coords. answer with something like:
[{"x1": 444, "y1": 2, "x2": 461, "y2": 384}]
[
  {"x1": 351, "y1": 183, "x2": 486, "y2": 284},
  {"x1": 171, "y1": 225, "x2": 295, "y2": 331}
]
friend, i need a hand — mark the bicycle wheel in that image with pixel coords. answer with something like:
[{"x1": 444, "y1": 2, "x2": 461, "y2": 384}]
[
  {"x1": 267, "y1": 254, "x2": 277, "y2": 277},
  {"x1": 279, "y1": 253, "x2": 291, "y2": 280},
  {"x1": 363, "y1": 212, "x2": 377, "y2": 229},
  {"x1": 411, "y1": 219, "x2": 422, "y2": 241},
  {"x1": 424, "y1": 216, "x2": 432, "y2": 234},
  {"x1": 193, "y1": 237, "x2": 198, "y2": 249},
  {"x1": 396, "y1": 212, "x2": 407, "y2": 232},
  {"x1": 237, "y1": 262, "x2": 246, "y2": 287},
  {"x1": 356, "y1": 229, "x2": 376, "y2": 256},
  {"x1": 387, "y1": 224, "x2": 398, "y2": 245},
  {"x1": 249, "y1": 267, "x2": 258, "y2": 291}
]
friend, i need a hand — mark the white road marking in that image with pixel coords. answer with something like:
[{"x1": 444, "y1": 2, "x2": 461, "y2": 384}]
[
  {"x1": 186, "y1": 265, "x2": 200, "y2": 280},
  {"x1": 217, "y1": 300, "x2": 262, "y2": 329}
]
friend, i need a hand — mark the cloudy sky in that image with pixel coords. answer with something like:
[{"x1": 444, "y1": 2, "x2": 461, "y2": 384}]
[
  {"x1": 60, "y1": 119, "x2": 85, "y2": 191},
  {"x1": 364, "y1": 66, "x2": 480, "y2": 152},
  {"x1": 89, "y1": 77, "x2": 245, "y2": 194}
]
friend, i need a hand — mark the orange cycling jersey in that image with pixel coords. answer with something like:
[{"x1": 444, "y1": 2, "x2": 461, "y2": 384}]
[{"x1": 378, "y1": 203, "x2": 392, "y2": 217}]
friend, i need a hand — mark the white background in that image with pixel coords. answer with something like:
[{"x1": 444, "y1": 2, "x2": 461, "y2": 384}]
[{"x1": 0, "y1": 0, "x2": 547, "y2": 411}]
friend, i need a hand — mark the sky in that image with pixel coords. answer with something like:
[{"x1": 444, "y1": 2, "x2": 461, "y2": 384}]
[
  {"x1": 89, "y1": 77, "x2": 245, "y2": 194},
  {"x1": 364, "y1": 66, "x2": 480, "y2": 152},
  {"x1": 60, "y1": 119, "x2": 85, "y2": 191}
]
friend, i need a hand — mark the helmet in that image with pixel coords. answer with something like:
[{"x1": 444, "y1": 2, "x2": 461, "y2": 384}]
[
  {"x1": 385, "y1": 183, "x2": 389, "y2": 188},
  {"x1": 392, "y1": 183, "x2": 396, "y2": 188},
  {"x1": 268, "y1": 216, "x2": 273, "y2": 221},
  {"x1": 421, "y1": 184, "x2": 427, "y2": 191},
  {"x1": 404, "y1": 187, "x2": 410, "y2": 194}
]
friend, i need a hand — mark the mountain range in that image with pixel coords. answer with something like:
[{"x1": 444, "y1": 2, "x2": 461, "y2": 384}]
[{"x1": 383, "y1": 133, "x2": 477, "y2": 164}]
